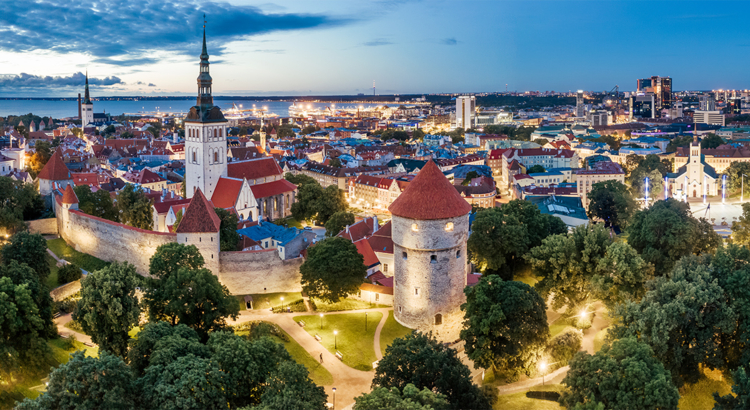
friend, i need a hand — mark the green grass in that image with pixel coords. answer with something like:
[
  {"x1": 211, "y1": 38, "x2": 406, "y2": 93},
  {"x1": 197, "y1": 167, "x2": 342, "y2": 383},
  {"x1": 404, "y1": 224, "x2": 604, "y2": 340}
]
[
  {"x1": 294, "y1": 312, "x2": 382, "y2": 371},
  {"x1": 679, "y1": 373, "x2": 732, "y2": 410},
  {"x1": 495, "y1": 384, "x2": 565, "y2": 410},
  {"x1": 63, "y1": 319, "x2": 88, "y2": 335},
  {"x1": 379, "y1": 311, "x2": 412, "y2": 356},
  {"x1": 46, "y1": 238, "x2": 109, "y2": 273},
  {"x1": 312, "y1": 297, "x2": 389, "y2": 312},
  {"x1": 45, "y1": 254, "x2": 60, "y2": 289},
  {"x1": 234, "y1": 321, "x2": 333, "y2": 386},
  {"x1": 247, "y1": 292, "x2": 303, "y2": 311},
  {"x1": 549, "y1": 324, "x2": 576, "y2": 339},
  {"x1": 593, "y1": 327, "x2": 608, "y2": 353},
  {"x1": 271, "y1": 216, "x2": 303, "y2": 229}
]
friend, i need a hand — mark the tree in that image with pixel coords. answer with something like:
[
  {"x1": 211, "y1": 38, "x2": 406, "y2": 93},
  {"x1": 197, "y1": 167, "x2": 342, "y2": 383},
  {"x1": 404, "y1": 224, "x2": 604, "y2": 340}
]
[
  {"x1": 301, "y1": 125, "x2": 319, "y2": 135},
  {"x1": 354, "y1": 384, "x2": 449, "y2": 410},
  {"x1": 16, "y1": 352, "x2": 136, "y2": 410},
  {"x1": 300, "y1": 236, "x2": 366, "y2": 303},
  {"x1": 526, "y1": 224, "x2": 612, "y2": 311},
  {"x1": 291, "y1": 182, "x2": 323, "y2": 222},
  {"x1": 27, "y1": 141, "x2": 52, "y2": 178},
  {"x1": 732, "y1": 203, "x2": 750, "y2": 247},
  {"x1": 627, "y1": 198, "x2": 712, "y2": 273},
  {"x1": 145, "y1": 243, "x2": 205, "y2": 323},
  {"x1": 701, "y1": 133, "x2": 724, "y2": 149},
  {"x1": 0, "y1": 260, "x2": 55, "y2": 338},
  {"x1": 468, "y1": 200, "x2": 566, "y2": 279},
  {"x1": 57, "y1": 263, "x2": 82, "y2": 285},
  {"x1": 117, "y1": 184, "x2": 153, "y2": 230},
  {"x1": 329, "y1": 157, "x2": 343, "y2": 168},
  {"x1": 1, "y1": 231, "x2": 50, "y2": 282},
  {"x1": 592, "y1": 242, "x2": 653, "y2": 310},
  {"x1": 138, "y1": 354, "x2": 228, "y2": 410},
  {"x1": 373, "y1": 332, "x2": 491, "y2": 410},
  {"x1": 586, "y1": 180, "x2": 636, "y2": 228},
  {"x1": 324, "y1": 211, "x2": 355, "y2": 237},
  {"x1": 714, "y1": 367, "x2": 750, "y2": 410},
  {"x1": 725, "y1": 161, "x2": 750, "y2": 197},
  {"x1": 74, "y1": 185, "x2": 119, "y2": 222},
  {"x1": 527, "y1": 165, "x2": 545, "y2": 174},
  {"x1": 628, "y1": 168, "x2": 664, "y2": 200},
  {"x1": 73, "y1": 262, "x2": 141, "y2": 358},
  {"x1": 460, "y1": 276, "x2": 548, "y2": 379},
  {"x1": 284, "y1": 172, "x2": 318, "y2": 188},
  {"x1": 315, "y1": 185, "x2": 348, "y2": 224},
  {"x1": 461, "y1": 170, "x2": 480, "y2": 186},
  {"x1": 148, "y1": 267, "x2": 239, "y2": 340},
  {"x1": 127, "y1": 322, "x2": 203, "y2": 376},
  {"x1": 0, "y1": 176, "x2": 46, "y2": 233},
  {"x1": 412, "y1": 129, "x2": 426, "y2": 141},
  {"x1": 214, "y1": 207, "x2": 240, "y2": 251},
  {"x1": 609, "y1": 257, "x2": 735, "y2": 386},
  {"x1": 666, "y1": 134, "x2": 693, "y2": 152},
  {"x1": 694, "y1": 216, "x2": 723, "y2": 255},
  {"x1": 560, "y1": 337, "x2": 679, "y2": 410},
  {"x1": 256, "y1": 361, "x2": 328, "y2": 410},
  {"x1": 623, "y1": 154, "x2": 643, "y2": 175}
]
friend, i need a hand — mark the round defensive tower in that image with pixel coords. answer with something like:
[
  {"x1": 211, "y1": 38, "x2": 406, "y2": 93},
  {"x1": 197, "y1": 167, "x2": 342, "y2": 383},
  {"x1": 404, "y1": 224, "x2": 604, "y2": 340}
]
[{"x1": 388, "y1": 160, "x2": 472, "y2": 342}]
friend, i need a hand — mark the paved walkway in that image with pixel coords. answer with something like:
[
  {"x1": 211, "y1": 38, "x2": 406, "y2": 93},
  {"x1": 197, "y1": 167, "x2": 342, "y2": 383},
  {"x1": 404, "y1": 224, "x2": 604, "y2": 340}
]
[{"x1": 54, "y1": 313, "x2": 93, "y2": 345}]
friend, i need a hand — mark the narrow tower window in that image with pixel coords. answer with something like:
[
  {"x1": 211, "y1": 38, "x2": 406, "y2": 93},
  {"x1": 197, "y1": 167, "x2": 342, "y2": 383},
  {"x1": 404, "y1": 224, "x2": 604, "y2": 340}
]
[
  {"x1": 415, "y1": 288, "x2": 420, "y2": 296},
  {"x1": 214, "y1": 151, "x2": 218, "y2": 163},
  {"x1": 456, "y1": 250, "x2": 461, "y2": 259},
  {"x1": 431, "y1": 255, "x2": 437, "y2": 263},
  {"x1": 402, "y1": 252, "x2": 407, "y2": 260},
  {"x1": 435, "y1": 314, "x2": 442, "y2": 325},
  {"x1": 445, "y1": 222, "x2": 454, "y2": 231},
  {"x1": 411, "y1": 223, "x2": 419, "y2": 232}
]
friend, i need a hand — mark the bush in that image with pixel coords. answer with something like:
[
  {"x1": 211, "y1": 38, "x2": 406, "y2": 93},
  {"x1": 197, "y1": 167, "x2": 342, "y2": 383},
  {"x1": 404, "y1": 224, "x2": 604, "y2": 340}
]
[
  {"x1": 547, "y1": 329, "x2": 583, "y2": 368},
  {"x1": 57, "y1": 263, "x2": 82, "y2": 285},
  {"x1": 232, "y1": 321, "x2": 290, "y2": 342},
  {"x1": 272, "y1": 299, "x2": 306, "y2": 313},
  {"x1": 480, "y1": 384, "x2": 499, "y2": 407},
  {"x1": 526, "y1": 391, "x2": 561, "y2": 402},
  {"x1": 55, "y1": 299, "x2": 78, "y2": 314},
  {"x1": 573, "y1": 314, "x2": 592, "y2": 329}
]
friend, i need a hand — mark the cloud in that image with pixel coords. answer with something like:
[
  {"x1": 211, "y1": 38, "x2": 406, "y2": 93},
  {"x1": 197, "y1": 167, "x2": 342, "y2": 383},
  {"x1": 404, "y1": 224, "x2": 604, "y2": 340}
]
[
  {"x1": 0, "y1": 0, "x2": 348, "y2": 66},
  {"x1": 148, "y1": 83, "x2": 156, "y2": 87},
  {"x1": 134, "y1": 81, "x2": 157, "y2": 87},
  {"x1": 0, "y1": 72, "x2": 123, "y2": 89},
  {"x1": 254, "y1": 49, "x2": 285, "y2": 54},
  {"x1": 441, "y1": 37, "x2": 457, "y2": 45},
  {"x1": 363, "y1": 39, "x2": 393, "y2": 47}
]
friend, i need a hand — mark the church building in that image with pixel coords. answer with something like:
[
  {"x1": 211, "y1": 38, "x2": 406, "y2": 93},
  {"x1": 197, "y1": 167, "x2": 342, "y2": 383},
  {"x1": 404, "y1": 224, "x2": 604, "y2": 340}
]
[{"x1": 666, "y1": 136, "x2": 719, "y2": 199}]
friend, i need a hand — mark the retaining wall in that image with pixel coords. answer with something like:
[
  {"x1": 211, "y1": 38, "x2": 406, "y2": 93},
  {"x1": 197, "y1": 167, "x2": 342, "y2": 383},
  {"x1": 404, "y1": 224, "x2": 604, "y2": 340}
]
[
  {"x1": 27, "y1": 218, "x2": 59, "y2": 235},
  {"x1": 219, "y1": 249, "x2": 303, "y2": 295},
  {"x1": 50, "y1": 280, "x2": 81, "y2": 302}
]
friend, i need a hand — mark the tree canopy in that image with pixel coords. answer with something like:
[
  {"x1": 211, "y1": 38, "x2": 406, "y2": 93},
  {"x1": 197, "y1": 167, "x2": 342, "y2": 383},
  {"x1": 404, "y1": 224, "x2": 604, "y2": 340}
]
[
  {"x1": 324, "y1": 211, "x2": 355, "y2": 237},
  {"x1": 354, "y1": 384, "x2": 450, "y2": 410},
  {"x1": 701, "y1": 133, "x2": 724, "y2": 149},
  {"x1": 300, "y1": 236, "x2": 367, "y2": 303},
  {"x1": 291, "y1": 183, "x2": 348, "y2": 225},
  {"x1": 527, "y1": 165, "x2": 546, "y2": 174},
  {"x1": 725, "y1": 161, "x2": 750, "y2": 197},
  {"x1": 284, "y1": 172, "x2": 318, "y2": 188},
  {"x1": 0, "y1": 176, "x2": 46, "y2": 233},
  {"x1": 732, "y1": 203, "x2": 750, "y2": 247},
  {"x1": 117, "y1": 184, "x2": 153, "y2": 230},
  {"x1": 586, "y1": 180, "x2": 636, "y2": 228},
  {"x1": 214, "y1": 207, "x2": 240, "y2": 251},
  {"x1": 74, "y1": 185, "x2": 119, "y2": 222},
  {"x1": 460, "y1": 276, "x2": 548, "y2": 379},
  {"x1": 0, "y1": 259, "x2": 55, "y2": 338},
  {"x1": 592, "y1": 242, "x2": 653, "y2": 310},
  {"x1": 1, "y1": 231, "x2": 50, "y2": 282}
]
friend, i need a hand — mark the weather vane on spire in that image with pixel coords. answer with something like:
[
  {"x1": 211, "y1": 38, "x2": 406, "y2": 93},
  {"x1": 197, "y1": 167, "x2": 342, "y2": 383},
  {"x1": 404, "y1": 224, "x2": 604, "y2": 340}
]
[{"x1": 203, "y1": 13, "x2": 206, "y2": 28}]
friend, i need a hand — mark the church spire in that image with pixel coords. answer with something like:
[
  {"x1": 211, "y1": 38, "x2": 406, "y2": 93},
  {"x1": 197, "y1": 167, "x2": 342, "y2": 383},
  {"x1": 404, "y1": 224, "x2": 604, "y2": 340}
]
[
  {"x1": 83, "y1": 70, "x2": 92, "y2": 105},
  {"x1": 197, "y1": 14, "x2": 213, "y2": 108}
]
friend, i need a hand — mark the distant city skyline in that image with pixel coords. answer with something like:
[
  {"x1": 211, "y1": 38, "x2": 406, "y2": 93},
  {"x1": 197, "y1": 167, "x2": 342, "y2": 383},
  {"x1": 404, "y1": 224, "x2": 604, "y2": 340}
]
[{"x1": 1, "y1": 0, "x2": 749, "y2": 97}]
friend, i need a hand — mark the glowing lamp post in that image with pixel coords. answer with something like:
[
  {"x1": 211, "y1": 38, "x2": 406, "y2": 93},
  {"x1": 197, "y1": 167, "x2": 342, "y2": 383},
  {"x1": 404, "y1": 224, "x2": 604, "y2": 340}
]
[
  {"x1": 280, "y1": 297, "x2": 284, "y2": 312},
  {"x1": 685, "y1": 175, "x2": 689, "y2": 202},
  {"x1": 334, "y1": 330, "x2": 338, "y2": 349},
  {"x1": 704, "y1": 175, "x2": 707, "y2": 205},
  {"x1": 539, "y1": 360, "x2": 548, "y2": 386},
  {"x1": 320, "y1": 313, "x2": 324, "y2": 329},
  {"x1": 665, "y1": 176, "x2": 669, "y2": 200},
  {"x1": 644, "y1": 177, "x2": 650, "y2": 208},
  {"x1": 332, "y1": 387, "x2": 336, "y2": 410}
]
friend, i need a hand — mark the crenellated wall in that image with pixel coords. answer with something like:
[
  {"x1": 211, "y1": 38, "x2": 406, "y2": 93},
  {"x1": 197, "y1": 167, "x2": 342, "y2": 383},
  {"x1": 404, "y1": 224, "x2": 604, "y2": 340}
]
[{"x1": 219, "y1": 249, "x2": 303, "y2": 295}]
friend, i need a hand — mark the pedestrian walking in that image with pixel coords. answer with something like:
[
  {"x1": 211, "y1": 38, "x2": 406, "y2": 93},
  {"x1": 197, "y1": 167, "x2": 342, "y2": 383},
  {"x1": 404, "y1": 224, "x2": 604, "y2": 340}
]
[{"x1": 320, "y1": 353, "x2": 323, "y2": 363}]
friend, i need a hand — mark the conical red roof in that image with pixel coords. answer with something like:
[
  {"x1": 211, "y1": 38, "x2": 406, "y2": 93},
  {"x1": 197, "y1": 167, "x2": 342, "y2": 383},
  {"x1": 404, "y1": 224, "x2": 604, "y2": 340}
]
[
  {"x1": 38, "y1": 149, "x2": 71, "y2": 181},
  {"x1": 61, "y1": 184, "x2": 78, "y2": 204},
  {"x1": 389, "y1": 160, "x2": 471, "y2": 220},
  {"x1": 175, "y1": 189, "x2": 221, "y2": 233}
]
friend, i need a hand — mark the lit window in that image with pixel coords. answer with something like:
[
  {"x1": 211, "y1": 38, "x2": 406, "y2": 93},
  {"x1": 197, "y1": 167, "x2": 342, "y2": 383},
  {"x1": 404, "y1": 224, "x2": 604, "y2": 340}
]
[
  {"x1": 445, "y1": 222, "x2": 454, "y2": 231},
  {"x1": 411, "y1": 223, "x2": 419, "y2": 232}
]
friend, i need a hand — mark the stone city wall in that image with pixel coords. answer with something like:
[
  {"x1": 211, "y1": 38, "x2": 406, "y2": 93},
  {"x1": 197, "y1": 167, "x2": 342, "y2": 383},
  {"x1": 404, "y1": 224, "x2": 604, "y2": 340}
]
[
  {"x1": 219, "y1": 249, "x2": 303, "y2": 295},
  {"x1": 50, "y1": 279, "x2": 81, "y2": 302},
  {"x1": 27, "y1": 218, "x2": 58, "y2": 235},
  {"x1": 60, "y1": 210, "x2": 177, "y2": 274}
]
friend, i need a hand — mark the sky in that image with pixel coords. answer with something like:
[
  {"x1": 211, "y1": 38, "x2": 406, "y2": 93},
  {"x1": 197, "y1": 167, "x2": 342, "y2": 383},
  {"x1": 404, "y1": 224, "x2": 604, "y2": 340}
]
[{"x1": 1, "y1": 0, "x2": 749, "y2": 97}]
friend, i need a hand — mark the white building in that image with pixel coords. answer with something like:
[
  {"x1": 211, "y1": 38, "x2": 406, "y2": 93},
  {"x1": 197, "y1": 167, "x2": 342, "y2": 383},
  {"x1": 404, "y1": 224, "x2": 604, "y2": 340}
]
[
  {"x1": 694, "y1": 110, "x2": 725, "y2": 126},
  {"x1": 576, "y1": 90, "x2": 585, "y2": 117},
  {"x1": 81, "y1": 73, "x2": 94, "y2": 127},
  {"x1": 455, "y1": 96, "x2": 476, "y2": 130}
]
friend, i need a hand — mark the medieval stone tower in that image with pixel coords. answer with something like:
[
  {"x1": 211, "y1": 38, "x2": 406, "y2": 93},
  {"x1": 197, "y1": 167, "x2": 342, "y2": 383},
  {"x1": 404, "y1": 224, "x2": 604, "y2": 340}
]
[
  {"x1": 388, "y1": 160, "x2": 472, "y2": 342},
  {"x1": 81, "y1": 72, "x2": 94, "y2": 127},
  {"x1": 184, "y1": 22, "x2": 228, "y2": 199},
  {"x1": 175, "y1": 188, "x2": 221, "y2": 273}
]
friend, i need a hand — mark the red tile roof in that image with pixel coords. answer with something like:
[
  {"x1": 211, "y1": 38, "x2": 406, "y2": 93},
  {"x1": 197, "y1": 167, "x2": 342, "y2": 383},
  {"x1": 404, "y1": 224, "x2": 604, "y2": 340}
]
[
  {"x1": 338, "y1": 217, "x2": 378, "y2": 242},
  {"x1": 353, "y1": 238, "x2": 380, "y2": 267},
  {"x1": 123, "y1": 168, "x2": 165, "y2": 184},
  {"x1": 153, "y1": 198, "x2": 191, "y2": 214},
  {"x1": 61, "y1": 184, "x2": 78, "y2": 204},
  {"x1": 175, "y1": 189, "x2": 221, "y2": 233},
  {"x1": 227, "y1": 157, "x2": 282, "y2": 180},
  {"x1": 38, "y1": 149, "x2": 72, "y2": 181},
  {"x1": 250, "y1": 179, "x2": 297, "y2": 199},
  {"x1": 389, "y1": 160, "x2": 471, "y2": 220},
  {"x1": 211, "y1": 177, "x2": 244, "y2": 208}
]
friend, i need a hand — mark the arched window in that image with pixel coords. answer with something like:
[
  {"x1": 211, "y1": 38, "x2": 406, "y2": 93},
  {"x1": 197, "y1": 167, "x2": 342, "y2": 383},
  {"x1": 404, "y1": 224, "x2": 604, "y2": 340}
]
[
  {"x1": 434, "y1": 314, "x2": 442, "y2": 325},
  {"x1": 214, "y1": 129, "x2": 218, "y2": 138},
  {"x1": 213, "y1": 151, "x2": 218, "y2": 163},
  {"x1": 192, "y1": 151, "x2": 196, "y2": 163}
]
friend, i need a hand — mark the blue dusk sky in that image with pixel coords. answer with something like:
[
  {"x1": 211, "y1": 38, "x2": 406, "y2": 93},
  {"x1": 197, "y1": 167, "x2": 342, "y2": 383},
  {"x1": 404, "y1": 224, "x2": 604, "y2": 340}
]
[{"x1": 0, "y1": 0, "x2": 748, "y2": 96}]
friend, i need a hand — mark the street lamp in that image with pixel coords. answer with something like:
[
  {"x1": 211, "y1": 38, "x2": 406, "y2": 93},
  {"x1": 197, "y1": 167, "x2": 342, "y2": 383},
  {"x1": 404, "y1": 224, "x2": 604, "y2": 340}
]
[
  {"x1": 539, "y1": 360, "x2": 548, "y2": 386},
  {"x1": 280, "y1": 297, "x2": 284, "y2": 312},
  {"x1": 332, "y1": 387, "x2": 336, "y2": 410},
  {"x1": 320, "y1": 313, "x2": 324, "y2": 329},
  {"x1": 334, "y1": 330, "x2": 338, "y2": 349},
  {"x1": 365, "y1": 312, "x2": 368, "y2": 332}
]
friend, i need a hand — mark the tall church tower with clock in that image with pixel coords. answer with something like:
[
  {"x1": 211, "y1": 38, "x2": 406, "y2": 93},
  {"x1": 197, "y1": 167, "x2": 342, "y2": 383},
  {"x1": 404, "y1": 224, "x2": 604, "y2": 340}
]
[{"x1": 184, "y1": 19, "x2": 228, "y2": 199}]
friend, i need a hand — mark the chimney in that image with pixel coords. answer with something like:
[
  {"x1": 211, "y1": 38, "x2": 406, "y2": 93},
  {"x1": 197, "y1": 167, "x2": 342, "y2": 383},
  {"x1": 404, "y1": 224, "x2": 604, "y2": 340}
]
[{"x1": 345, "y1": 225, "x2": 350, "y2": 233}]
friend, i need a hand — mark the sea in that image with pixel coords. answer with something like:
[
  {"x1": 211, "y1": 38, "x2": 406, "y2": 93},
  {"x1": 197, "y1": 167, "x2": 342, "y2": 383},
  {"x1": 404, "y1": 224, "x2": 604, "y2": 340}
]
[{"x1": 0, "y1": 99, "x2": 383, "y2": 119}]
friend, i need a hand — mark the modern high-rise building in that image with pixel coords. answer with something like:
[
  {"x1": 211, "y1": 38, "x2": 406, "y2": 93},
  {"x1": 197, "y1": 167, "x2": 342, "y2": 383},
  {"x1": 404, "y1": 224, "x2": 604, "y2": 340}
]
[
  {"x1": 630, "y1": 94, "x2": 656, "y2": 119},
  {"x1": 693, "y1": 110, "x2": 725, "y2": 126},
  {"x1": 576, "y1": 90, "x2": 585, "y2": 117},
  {"x1": 455, "y1": 96, "x2": 475, "y2": 129},
  {"x1": 637, "y1": 76, "x2": 672, "y2": 113},
  {"x1": 699, "y1": 94, "x2": 716, "y2": 111},
  {"x1": 728, "y1": 97, "x2": 743, "y2": 115}
]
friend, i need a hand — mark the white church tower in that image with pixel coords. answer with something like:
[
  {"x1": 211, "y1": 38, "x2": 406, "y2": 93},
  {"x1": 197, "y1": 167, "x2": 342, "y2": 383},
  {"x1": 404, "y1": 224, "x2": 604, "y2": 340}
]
[
  {"x1": 184, "y1": 20, "x2": 228, "y2": 199},
  {"x1": 81, "y1": 72, "x2": 94, "y2": 127}
]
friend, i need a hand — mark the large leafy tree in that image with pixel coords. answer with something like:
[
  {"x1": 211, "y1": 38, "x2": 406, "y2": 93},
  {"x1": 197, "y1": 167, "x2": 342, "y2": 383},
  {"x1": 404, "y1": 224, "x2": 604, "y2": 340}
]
[
  {"x1": 725, "y1": 161, "x2": 750, "y2": 197},
  {"x1": 628, "y1": 198, "x2": 720, "y2": 273},
  {"x1": 711, "y1": 245, "x2": 750, "y2": 371},
  {"x1": 148, "y1": 267, "x2": 239, "y2": 340},
  {"x1": 300, "y1": 236, "x2": 367, "y2": 303},
  {"x1": 628, "y1": 168, "x2": 664, "y2": 200},
  {"x1": 0, "y1": 176, "x2": 46, "y2": 233},
  {"x1": 144, "y1": 243, "x2": 205, "y2": 322},
  {"x1": 714, "y1": 367, "x2": 750, "y2": 410},
  {"x1": 16, "y1": 352, "x2": 136, "y2": 410},
  {"x1": 73, "y1": 262, "x2": 141, "y2": 358},
  {"x1": 127, "y1": 321, "x2": 203, "y2": 376},
  {"x1": 561, "y1": 337, "x2": 679, "y2": 410},
  {"x1": 291, "y1": 183, "x2": 347, "y2": 225},
  {"x1": 324, "y1": 211, "x2": 355, "y2": 237},
  {"x1": 256, "y1": 361, "x2": 328, "y2": 410},
  {"x1": 26, "y1": 141, "x2": 52, "y2": 178},
  {"x1": 138, "y1": 354, "x2": 228, "y2": 410},
  {"x1": 732, "y1": 203, "x2": 750, "y2": 247},
  {"x1": 315, "y1": 185, "x2": 348, "y2": 224},
  {"x1": 117, "y1": 184, "x2": 153, "y2": 230},
  {"x1": 592, "y1": 242, "x2": 654, "y2": 310},
  {"x1": 373, "y1": 332, "x2": 491, "y2": 410},
  {"x1": 586, "y1": 180, "x2": 636, "y2": 228},
  {"x1": 526, "y1": 224, "x2": 612, "y2": 311},
  {"x1": 74, "y1": 185, "x2": 119, "y2": 222},
  {"x1": 214, "y1": 207, "x2": 240, "y2": 251},
  {"x1": 609, "y1": 256, "x2": 736, "y2": 386},
  {"x1": 1, "y1": 231, "x2": 50, "y2": 282},
  {"x1": 468, "y1": 200, "x2": 567, "y2": 278},
  {"x1": 0, "y1": 260, "x2": 55, "y2": 338},
  {"x1": 460, "y1": 276, "x2": 548, "y2": 379},
  {"x1": 284, "y1": 172, "x2": 318, "y2": 188},
  {"x1": 354, "y1": 384, "x2": 449, "y2": 410},
  {"x1": 701, "y1": 133, "x2": 724, "y2": 149}
]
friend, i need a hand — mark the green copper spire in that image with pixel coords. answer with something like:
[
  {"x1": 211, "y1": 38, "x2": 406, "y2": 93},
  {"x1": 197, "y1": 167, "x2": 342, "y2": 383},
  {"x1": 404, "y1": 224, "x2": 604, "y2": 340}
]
[
  {"x1": 201, "y1": 14, "x2": 208, "y2": 60},
  {"x1": 83, "y1": 70, "x2": 92, "y2": 105},
  {"x1": 197, "y1": 14, "x2": 213, "y2": 107}
]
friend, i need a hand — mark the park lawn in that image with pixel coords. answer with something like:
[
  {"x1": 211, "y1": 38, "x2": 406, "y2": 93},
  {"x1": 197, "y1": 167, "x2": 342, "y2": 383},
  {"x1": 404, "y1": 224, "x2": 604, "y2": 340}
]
[
  {"x1": 248, "y1": 292, "x2": 303, "y2": 311},
  {"x1": 379, "y1": 311, "x2": 412, "y2": 356},
  {"x1": 312, "y1": 297, "x2": 389, "y2": 313},
  {"x1": 294, "y1": 312, "x2": 382, "y2": 371},
  {"x1": 549, "y1": 324, "x2": 576, "y2": 339},
  {"x1": 45, "y1": 254, "x2": 60, "y2": 289},
  {"x1": 46, "y1": 238, "x2": 109, "y2": 273},
  {"x1": 679, "y1": 371, "x2": 732, "y2": 410},
  {"x1": 495, "y1": 384, "x2": 565, "y2": 410},
  {"x1": 593, "y1": 327, "x2": 609, "y2": 353}
]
